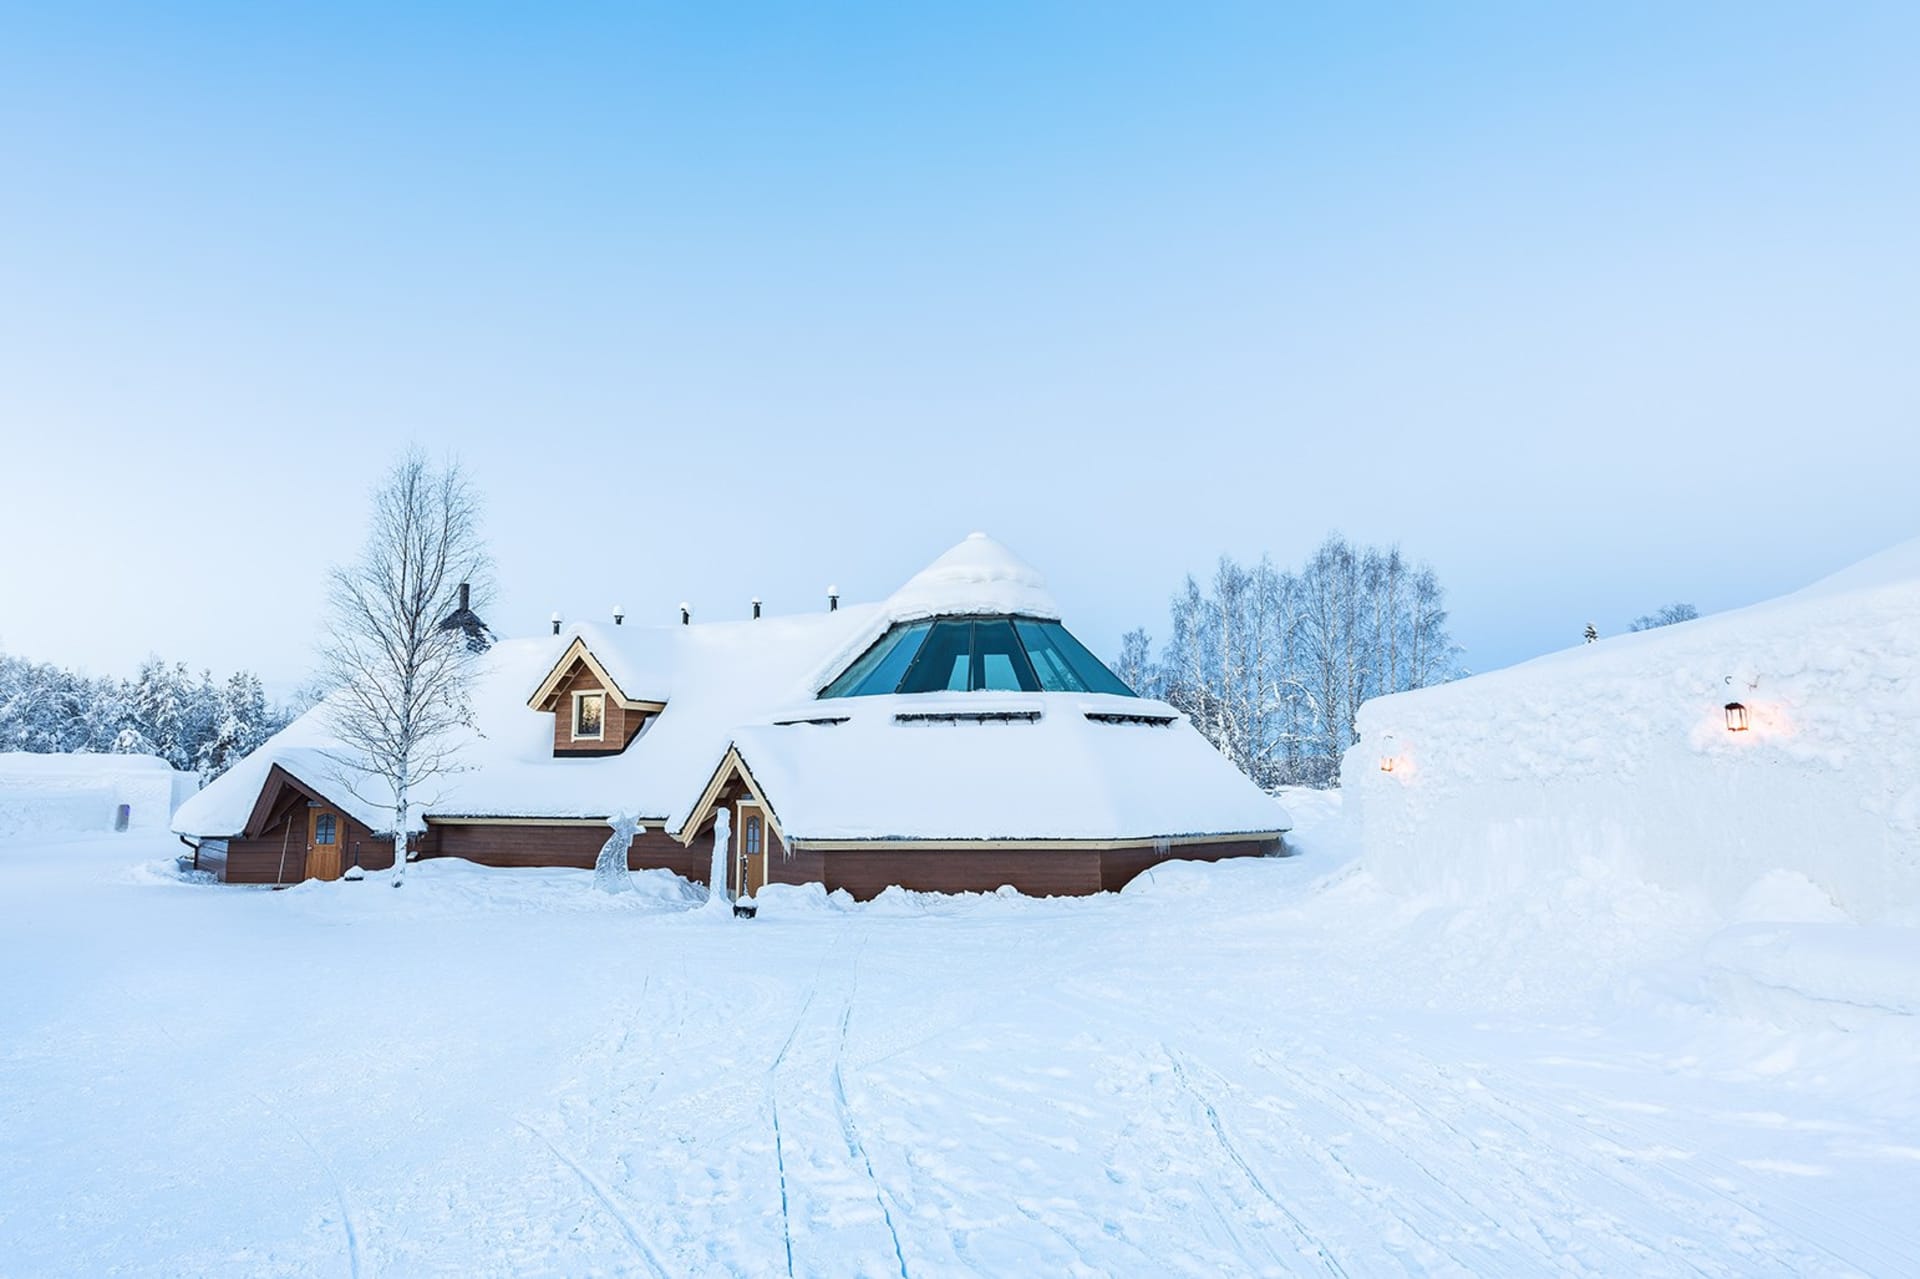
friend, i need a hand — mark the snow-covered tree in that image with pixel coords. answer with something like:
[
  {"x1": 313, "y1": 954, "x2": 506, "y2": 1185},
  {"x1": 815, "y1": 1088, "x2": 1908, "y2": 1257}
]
[
  {"x1": 0, "y1": 649, "x2": 290, "y2": 768},
  {"x1": 1629, "y1": 602, "x2": 1698, "y2": 632},
  {"x1": 318, "y1": 450, "x2": 491, "y2": 888},
  {"x1": 1134, "y1": 534, "x2": 1462, "y2": 789},
  {"x1": 1584, "y1": 622, "x2": 1598, "y2": 644},
  {"x1": 1113, "y1": 628, "x2": 1160, "y2": 699}
]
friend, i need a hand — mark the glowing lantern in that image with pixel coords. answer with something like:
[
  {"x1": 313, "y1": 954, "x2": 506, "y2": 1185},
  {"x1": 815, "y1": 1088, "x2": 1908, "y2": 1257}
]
[
  {"x1": 1724, "y1": 701, "x2": 1749, "y2": 732},
  {"x1": 1380, "y1": 756, "x2": 1396, "y2": 773}
]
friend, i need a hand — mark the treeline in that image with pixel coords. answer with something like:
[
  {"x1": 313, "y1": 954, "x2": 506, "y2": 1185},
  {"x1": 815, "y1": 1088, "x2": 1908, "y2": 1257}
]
[
  {"x1": 1114, "y1": 534, "x2": 1463, "y2": 789},
  {"x1": 0, "y1": 651, "x2": 301, "y2": 781}
]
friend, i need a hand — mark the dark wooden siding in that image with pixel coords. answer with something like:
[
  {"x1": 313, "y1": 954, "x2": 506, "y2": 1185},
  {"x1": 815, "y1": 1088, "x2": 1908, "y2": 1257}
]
[
  {"x1": 1097, "y1": 838, "x2": 1279, "y2": 892},
  {"x1": 755, "y1": 837, "x2": 1279, "y2": 900},
  {"x1": 548, "y1": 664, "x2": 649, "y2": 756},
  {"x1": 224, "y1": 791, "x2": 390, "y2": 884},
  {"x1": 427, "y1": 823, "x2": 708, "y2": 882},
  {"x1": 810, "y1": 850, "x2": 1103, "y2": 900}
]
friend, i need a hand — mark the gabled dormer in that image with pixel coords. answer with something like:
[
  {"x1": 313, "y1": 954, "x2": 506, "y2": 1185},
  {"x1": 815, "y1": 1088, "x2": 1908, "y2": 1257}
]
[{"x1": 527, "y1": 637, "x2": 666, "y2": 757}]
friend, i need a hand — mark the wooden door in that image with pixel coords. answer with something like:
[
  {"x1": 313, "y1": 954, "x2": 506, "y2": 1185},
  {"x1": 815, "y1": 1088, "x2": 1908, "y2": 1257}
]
[
  {"x1": 736, "y1": 802, "x2": 767, "y2": 898},
  {"x1": 306, "y1": 807, "x2": 344, "y2": 881}
]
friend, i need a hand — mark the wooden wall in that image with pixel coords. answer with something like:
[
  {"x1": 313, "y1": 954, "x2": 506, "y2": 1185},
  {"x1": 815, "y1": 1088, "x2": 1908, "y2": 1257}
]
[
  {"x1": 799, "y1": 849, "x2": 1104, "y2": 899},
  {"x1": 426, "y1": 822, "x2": 708, "y2": 882},
  {"x1": 548, "y1": 664, "x2": 649, "y2": 756},
  {"x1": 224, "y1": 788, "x2": 390, "y2": 885},
  {"x1": 1096, "y1": 838, "x2": 1279, "y2": 893}
]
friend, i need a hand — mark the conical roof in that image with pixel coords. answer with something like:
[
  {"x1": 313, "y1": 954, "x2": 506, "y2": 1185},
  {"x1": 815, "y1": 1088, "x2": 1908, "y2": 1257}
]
[{"x1": 883, "y1": 532, "x2": 1061, "y2": 622}]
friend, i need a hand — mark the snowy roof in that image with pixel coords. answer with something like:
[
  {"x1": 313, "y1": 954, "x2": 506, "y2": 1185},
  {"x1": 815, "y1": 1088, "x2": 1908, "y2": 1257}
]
[
  {"x1": 724, "y1": 693, "x2": 1291, "y2": 843},
  {"x1": 880, "y1": 532, "x2": 1060, "y2": 623},
  {"x1": 173, "y1": 533, "x2": 1284, "y2": 844}
]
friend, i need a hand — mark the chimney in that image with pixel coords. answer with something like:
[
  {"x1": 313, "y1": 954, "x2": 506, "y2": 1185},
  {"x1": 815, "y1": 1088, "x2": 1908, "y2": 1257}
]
[
  {"x1": 828, "y1": 585, "x2": 839, "y2": 612},
  {"x1": 613, "y1": 605, "x2": 624, "y2": 626},
  {"x1": 550, "y1": 612, "x2": 561, "y2": 636},
  {"x1": 458, "y1": 582, "x2": 471, "y2": 611},
  {"x1": 752, "y1": 597, "x2": 762, "y2": 620},
  {"x1": 680, "y1": 603, "x2": 691, "y2": 626}
]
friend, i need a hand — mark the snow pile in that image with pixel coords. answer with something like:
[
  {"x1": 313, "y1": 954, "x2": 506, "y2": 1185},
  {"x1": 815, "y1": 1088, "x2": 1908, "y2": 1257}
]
[
  {"x1": 1348, "y1": 537, "x2": 1920, "y2": 925},
  {"x1": 1705, "y1": 922, "x2": 1920, "y2": 1019},
  {"x1": 269, "y1": 856, "x2": 704, "y2": 918},
  {"x1": 0, "y1": 752, "x2": 196, "y2": 839}
]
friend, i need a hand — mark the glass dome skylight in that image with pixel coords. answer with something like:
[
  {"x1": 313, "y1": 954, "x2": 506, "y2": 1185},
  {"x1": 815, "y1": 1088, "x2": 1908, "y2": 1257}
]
[{"x1": 820, "y1": 616, "x2": 1137, "y2": 698}]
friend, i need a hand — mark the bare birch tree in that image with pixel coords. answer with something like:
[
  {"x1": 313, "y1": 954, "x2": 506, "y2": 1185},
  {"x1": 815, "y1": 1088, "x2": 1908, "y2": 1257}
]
[
  {"x1": 319, "y1": 451, "x2": 491, "y2": 887},
  {"x1": 1144, "y1": 534, "x2": 1461, "y2": 788}
]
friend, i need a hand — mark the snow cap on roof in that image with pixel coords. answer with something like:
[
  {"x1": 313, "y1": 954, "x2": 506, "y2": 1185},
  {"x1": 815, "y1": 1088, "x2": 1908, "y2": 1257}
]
[{"x1": 884, "y1": 533, "x2": 1060, "y2": 623}]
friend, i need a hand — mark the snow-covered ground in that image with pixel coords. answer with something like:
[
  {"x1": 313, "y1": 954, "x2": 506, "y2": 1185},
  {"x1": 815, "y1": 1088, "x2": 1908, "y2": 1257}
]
[{"x1": 4, "y1": 798, "x2": 1915, "y2": 1276}]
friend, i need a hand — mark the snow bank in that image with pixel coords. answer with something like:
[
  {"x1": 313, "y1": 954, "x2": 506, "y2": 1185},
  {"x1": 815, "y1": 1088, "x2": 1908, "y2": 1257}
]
[
  {"x1": 0, "y1": 752, "x2": 196, "y2": 839},
  {"x1": 1705, "y1": 922, "x2": 1920, "y2": 1019},
  {"x1": 1348, "y1": 537, "x2": 1920, "y2": 924}
]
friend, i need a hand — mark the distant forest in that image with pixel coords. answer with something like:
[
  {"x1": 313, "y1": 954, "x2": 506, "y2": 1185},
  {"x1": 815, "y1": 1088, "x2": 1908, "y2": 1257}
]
[
  {"x1": 0, "y1": 650, "x2": 303, "y2": 782},
  {"x1": 1114, "y1": 534, "x2": 1464, "y2": 789}
]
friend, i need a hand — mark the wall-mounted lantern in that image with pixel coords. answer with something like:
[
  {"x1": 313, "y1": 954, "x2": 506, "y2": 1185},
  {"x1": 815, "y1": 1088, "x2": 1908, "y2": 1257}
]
[{"x1": 1723, "y1": 674, "x2": 1758, "y2": 733}]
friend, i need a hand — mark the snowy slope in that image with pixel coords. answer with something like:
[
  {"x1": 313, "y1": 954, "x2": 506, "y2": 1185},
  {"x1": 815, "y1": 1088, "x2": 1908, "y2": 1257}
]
[{"x1": 1348, "y1": 537, "x2": 1920, "y2": 923}]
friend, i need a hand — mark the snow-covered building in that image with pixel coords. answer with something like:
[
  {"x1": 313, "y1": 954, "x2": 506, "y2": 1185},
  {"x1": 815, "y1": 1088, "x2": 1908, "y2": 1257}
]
[
  {"x1": 1347, "y1": 537, "x2": 1920, "y2": 923},
  {"x1": 173, "y1": 535, "x2": 1289, "y2": 896},
  {"x1": 0, "y1": 752, "x2": 197, "y2": 841}
]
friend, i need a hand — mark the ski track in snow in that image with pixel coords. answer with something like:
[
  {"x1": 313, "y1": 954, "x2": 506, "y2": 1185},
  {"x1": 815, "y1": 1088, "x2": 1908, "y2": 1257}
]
[
  {"x1": 517, "y1": 1120, "x2": 668, "y2": 1278},
  {"x1": 5, "y1": 836, "x2": 1917, "y2": 1277}
]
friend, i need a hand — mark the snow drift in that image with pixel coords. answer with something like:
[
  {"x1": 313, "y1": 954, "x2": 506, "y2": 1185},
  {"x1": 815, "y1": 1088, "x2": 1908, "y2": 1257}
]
[
  {"x1": 0, "y1": 752, "x2": 197, "y2": 839},
  {"x1": 1347, "y1": 538, "x2": 1920, "y2": 925}
]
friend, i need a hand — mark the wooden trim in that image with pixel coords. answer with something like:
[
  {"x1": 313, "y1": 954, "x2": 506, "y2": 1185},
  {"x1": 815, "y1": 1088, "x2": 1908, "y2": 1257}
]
[
  {"x1": 526, "y1": 637, "x2": 666, "y2": 713},
  {"x1": 425, "y1": 816, "x2": 665, "y2": 828},
  {"x1": 792, "y1": 830, "x2": 1290, "y2": 852},
  {"x1": 675, "y1": 746, "x2": 786, "y2": 847},
  {"x1": 241, "y1": 763, "x2": 344, "y2": 838}
]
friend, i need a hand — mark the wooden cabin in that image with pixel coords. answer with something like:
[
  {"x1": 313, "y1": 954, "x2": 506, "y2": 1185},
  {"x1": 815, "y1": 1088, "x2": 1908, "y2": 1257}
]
[{"x1": 174, "y1": 535, "x2": 1289, "y2": 897}]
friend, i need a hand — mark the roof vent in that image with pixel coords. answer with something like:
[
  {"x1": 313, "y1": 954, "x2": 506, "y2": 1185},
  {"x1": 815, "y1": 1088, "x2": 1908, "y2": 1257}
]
[
  {"x1": 680, "y1": 603, "x2": 691, "y2": 626},
  {"x1": 893, "y1": 709, "x2": 1042, "y2": 726},
  {"x1": 828, "y1": 585, "x2": 839, "y2": 612},
  {"x1": 550, "y1": 611, "x2": 562, "y2": 636},
  {"x1": 613, "y1": 605, "x2": 624, "y2": 626},
  {"x1": 752, "y1": 597, "x2": 762, "y2": 620}
]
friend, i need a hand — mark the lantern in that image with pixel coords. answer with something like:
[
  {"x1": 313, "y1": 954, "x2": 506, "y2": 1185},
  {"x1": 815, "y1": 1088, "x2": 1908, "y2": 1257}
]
[
  {"x1": 1380, "y1": 756, "x2": 1396, "y2": 773},
  {"x1": 1724, "y1": 701, "x2": 1749, "y2": 732}
]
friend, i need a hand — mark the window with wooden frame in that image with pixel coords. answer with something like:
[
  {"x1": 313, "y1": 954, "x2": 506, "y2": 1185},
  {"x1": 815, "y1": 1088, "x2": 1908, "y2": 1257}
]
[{"x1": 572, "y1": 691, "x2": 606, "y2": 741}]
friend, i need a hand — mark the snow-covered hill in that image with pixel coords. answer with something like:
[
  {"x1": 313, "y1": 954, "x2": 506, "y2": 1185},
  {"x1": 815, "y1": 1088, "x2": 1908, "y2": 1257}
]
[{"x1": 1348, "y1": 537, "x2": 1920, "y2": 923}]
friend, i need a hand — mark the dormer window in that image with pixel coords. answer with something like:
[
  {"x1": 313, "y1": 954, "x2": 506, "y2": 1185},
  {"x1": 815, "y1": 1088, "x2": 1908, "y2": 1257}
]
[{"x1": 573, "y1": 691, "x2": 606, "y2": 741}]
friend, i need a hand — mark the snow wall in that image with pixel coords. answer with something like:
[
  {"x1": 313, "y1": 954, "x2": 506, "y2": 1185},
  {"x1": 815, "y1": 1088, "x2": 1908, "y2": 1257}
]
[
  {"x1": 1347, "y1": 539, "x2": 1920, "y2": 926},
  {"x1": 0, "y1": 753, "x2": 198, "y2": 840}
]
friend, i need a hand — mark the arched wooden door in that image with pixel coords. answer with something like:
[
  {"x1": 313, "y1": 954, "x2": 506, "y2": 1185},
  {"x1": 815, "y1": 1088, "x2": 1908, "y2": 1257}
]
[{"x1": 306, "y1": 806, "x2": 344, "y2": 881}]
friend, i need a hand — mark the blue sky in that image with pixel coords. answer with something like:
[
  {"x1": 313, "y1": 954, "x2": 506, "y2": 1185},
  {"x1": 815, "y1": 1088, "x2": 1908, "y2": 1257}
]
[{"x1": 3, "y1": 3, "x2": 1917, "y2": 690}]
